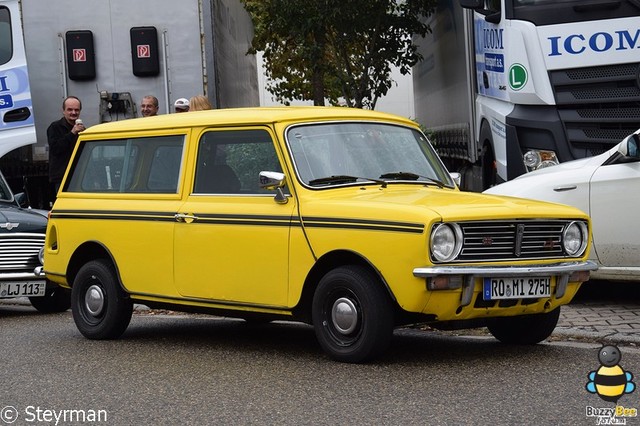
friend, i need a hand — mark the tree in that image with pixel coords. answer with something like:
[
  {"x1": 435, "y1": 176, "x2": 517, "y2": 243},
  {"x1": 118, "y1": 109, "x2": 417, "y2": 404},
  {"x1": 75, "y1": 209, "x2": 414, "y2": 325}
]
[{"x1": 242, "y1": 0, "x2": 437, "y2": 109}]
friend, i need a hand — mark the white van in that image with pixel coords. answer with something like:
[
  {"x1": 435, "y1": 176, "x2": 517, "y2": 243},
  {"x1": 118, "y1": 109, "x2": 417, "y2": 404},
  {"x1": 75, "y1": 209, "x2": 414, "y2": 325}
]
[{"x1": 0, "y1": 0, "x2": 36, "y2": 157}]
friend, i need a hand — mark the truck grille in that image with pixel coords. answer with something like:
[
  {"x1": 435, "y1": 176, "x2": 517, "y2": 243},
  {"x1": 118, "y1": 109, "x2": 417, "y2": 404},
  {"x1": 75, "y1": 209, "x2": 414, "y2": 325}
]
[
  {"x1": 0, "y1": 233, "x2": 44, "y2": 273},
  {"x1": 550, "y1": 62, "x2": 640, "y2": 156},
  {"x1": 456, "y1": 220, "x2": 570, "y2": 262}
]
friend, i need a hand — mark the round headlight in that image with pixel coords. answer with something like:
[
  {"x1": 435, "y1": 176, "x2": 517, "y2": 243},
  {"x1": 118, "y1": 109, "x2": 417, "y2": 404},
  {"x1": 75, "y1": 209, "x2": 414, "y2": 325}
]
[
  {"x1": 563, "y1": 221, "x2": 588, "y2": 256},
  {"x1": 38, "y1": 247, "x2": 44, "y2": 265},
  {"x1": 430, "y1": 223, "x2": 462, "y2": 262},
  {"x1": 523, "y1": 150, "x2": 541, "y2": 169}
]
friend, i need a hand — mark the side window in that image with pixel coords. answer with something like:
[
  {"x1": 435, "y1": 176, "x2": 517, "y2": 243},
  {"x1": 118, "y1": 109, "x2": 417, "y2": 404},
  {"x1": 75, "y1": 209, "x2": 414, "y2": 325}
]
[
  {"x1": 148, "y1": 145, "x2": 183, "y2": 191},
  {"x1": 193, "y1": 129, "x2": 282, "y2": 195},
  {"x1": 65, "y1": 135, "x2": 185, "y2": 193},
  {"x1": 0, "y1": 8, "x2": 12, "y2": 65}
]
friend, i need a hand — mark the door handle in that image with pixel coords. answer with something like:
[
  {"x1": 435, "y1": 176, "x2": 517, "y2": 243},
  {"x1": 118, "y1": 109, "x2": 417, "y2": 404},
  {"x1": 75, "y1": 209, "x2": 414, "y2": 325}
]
[
  {"x1": 553, "y1": 185, "x2": 577, "y2": 192},
  {"x1": 175, "y1": 213, "x2": 198, "y2": 223}
]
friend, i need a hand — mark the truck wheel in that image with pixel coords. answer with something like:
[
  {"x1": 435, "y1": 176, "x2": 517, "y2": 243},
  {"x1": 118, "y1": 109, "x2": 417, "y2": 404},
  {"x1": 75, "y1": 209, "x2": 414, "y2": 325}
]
[
  {"x1": 29, "y1": 283, "x2": 70, "y2": 313},
  {"x1": 487, "y1": 308, "x2": 561, "y2": 344},
  {"x1": 479, "y1": 124, "x2": 496, "y2": 190},
  {"x1": 312, "y1": 265, "x2": 394, "y2": 363},
  {"x1": 71, "y1": 259, "x2": 132, "y2": 339}
]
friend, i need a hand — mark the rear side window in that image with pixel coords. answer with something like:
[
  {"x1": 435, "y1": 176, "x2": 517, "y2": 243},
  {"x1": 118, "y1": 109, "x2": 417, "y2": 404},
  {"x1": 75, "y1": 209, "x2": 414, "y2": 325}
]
[{"x1": 65, "y1": 135, "x2": 185, "y2": 193}]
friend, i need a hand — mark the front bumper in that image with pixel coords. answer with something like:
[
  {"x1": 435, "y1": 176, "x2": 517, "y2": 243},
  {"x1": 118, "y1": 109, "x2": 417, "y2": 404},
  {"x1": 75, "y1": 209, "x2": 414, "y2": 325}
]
[
  {"x1": 413, "y1": 260, "x2": 598, "y2": 277},
  {"x1": 413, "y1": 260, "x2": 598, "y2": 307}
]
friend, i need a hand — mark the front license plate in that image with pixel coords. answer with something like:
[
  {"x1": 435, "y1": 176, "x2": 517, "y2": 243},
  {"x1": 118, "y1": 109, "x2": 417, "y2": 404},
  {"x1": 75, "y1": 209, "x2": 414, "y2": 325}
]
[
  {"x1": 483, "y1": 277, "x2": 551, "y2": 301},
  {"x1": 0, "y1": 281, "x2": 46, "y2": 298}
]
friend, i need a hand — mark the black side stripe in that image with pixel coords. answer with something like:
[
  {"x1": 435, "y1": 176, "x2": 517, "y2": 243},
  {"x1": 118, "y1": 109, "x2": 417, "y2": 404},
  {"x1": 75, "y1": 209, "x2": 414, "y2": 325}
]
[
  {"x1": 302, "y1": 216, "x2": 424, "y2": 234},
  {"x1": 50, "y1": 210, "x2": 424, "y2": 234}
]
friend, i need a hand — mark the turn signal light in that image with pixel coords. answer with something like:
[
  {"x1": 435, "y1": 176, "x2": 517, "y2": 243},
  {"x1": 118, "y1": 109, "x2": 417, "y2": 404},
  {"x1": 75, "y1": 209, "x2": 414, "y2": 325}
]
[
  {"x1": 569, "y1": 270, "x2": 590, "y2": 283},
  {"x1": 427, "y1": 275, "x2": 463, "y2": 290}
]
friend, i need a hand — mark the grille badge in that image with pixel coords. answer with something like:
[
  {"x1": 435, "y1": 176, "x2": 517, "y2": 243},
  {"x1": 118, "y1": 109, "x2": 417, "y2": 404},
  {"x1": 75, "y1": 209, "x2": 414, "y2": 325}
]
[
  {"x1": 515, "y1": 224, "x2": 525, "y2": 257},
  {"x1": 0, "y1": 222, "x2": 19, "y2": 230}
]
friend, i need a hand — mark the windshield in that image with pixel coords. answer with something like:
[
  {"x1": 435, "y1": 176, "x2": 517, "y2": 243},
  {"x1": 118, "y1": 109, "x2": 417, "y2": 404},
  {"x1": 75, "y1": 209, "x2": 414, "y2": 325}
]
[
  {"x1": 509, "y1": 0, "x2": 640, "y2": 25},
  {"x1": 286, "y1": 122, "x2": 454, "y2": 188}
]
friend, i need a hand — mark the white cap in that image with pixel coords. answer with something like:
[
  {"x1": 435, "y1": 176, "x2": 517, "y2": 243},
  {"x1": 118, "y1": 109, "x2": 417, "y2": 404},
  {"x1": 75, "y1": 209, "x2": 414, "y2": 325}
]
[{"x1": 174, "y1": 98, "x2": 190, "y2": 110}]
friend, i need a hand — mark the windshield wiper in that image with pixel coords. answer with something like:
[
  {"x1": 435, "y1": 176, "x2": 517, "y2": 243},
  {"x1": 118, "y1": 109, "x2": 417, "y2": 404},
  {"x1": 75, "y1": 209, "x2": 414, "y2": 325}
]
[
  {"x1": 308, "y1": 175, "x2": 387, "y2": 187},
  {"x1": 379, "y1": 172, "x2": 445, "y2": 188}
]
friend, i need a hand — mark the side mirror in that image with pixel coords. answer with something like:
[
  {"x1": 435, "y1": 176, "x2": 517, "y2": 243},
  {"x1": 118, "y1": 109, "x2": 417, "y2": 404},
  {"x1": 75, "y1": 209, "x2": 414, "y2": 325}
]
[
  {"x1": 449, "y1": 172, "x2": 462, "y2": 187},
  {"x1": 460, "y1": 0, "x2": 483, "y2": 9},
  {"x1": 460, "y1": 0, "x2": 501, "y2": 23},
  {"x1": 14, "y1": 192, "x2": 28, "y2": 208},
  {"x1": 618, "y1": 133, "x2": 640, "y2": 159},
  {"x1": 259, "y1": 171, "x2": 285, "y2": 189},
  {"x1": 259, "y1": 171, "x2": 288, "y2": 204}
]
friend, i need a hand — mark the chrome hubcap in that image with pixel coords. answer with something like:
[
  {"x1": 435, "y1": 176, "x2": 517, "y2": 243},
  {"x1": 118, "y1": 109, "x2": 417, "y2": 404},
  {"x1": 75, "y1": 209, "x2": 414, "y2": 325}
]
[
  {"x1": 84, "y1": 284, "x2": 105, "y2": 316},
  {"x1": 331, "y1": 297, "x2": 358, "y2": 335}
]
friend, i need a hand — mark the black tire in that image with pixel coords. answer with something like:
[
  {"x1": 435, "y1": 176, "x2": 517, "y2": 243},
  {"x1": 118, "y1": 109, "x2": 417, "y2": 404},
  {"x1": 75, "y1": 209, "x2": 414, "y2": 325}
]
[
  {"x1": 487, "y1": 307, "x2": 561, "y2": 344},
  {"x1": 479, "y1": 123, "x2": 496, "y2": 190},
  {"x1": 29, "y1": 282, "x2": 71, "y2": 313},
  {"x1": 71, "y1": 259, "x2": 133, "y2": 339},
  {"x1": 312, "y1": 265, "x2": 394, "y2": 363}
]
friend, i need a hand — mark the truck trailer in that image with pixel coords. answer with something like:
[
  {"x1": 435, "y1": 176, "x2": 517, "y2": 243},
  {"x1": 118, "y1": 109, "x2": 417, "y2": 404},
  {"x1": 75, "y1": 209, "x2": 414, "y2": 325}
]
[
  {"x1": 413, "y1": 0, "x2": 640, "y2": 191},
  {"x1": 0, "y1": 0, "x2": 258, "y2": 208}
]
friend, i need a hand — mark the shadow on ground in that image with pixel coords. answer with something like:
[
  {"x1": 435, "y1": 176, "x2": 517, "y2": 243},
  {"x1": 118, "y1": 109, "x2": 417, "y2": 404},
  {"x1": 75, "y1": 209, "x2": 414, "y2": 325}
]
[{"x1": 573, "y1": 279, "x2": 640, "y2": 303}]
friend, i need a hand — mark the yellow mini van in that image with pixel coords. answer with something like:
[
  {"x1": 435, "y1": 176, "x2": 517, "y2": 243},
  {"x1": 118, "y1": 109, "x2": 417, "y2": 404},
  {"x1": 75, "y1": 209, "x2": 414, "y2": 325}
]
[{"x1": 44, "y1": 107, "x2": 597, "y2": 363}]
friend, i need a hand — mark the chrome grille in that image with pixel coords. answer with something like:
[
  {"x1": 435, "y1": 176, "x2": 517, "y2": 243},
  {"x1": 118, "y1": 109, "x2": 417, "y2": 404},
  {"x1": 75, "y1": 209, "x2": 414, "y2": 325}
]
[
  {"x1": 550, "y1": 62, "x2": 640, "y2": 156},
  {"x1": 456, "y1": 221, "x2": 569, "y2": 262},
  {"x1": 0, "y1": 233, "x2": 44, "y2": 273}
]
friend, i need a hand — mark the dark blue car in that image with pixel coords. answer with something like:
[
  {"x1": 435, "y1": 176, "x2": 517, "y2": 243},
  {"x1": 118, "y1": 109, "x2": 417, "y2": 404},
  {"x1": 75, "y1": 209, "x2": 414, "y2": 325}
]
[{"x1": 0, "y1": 171, "x2": 69, "y2": 312}]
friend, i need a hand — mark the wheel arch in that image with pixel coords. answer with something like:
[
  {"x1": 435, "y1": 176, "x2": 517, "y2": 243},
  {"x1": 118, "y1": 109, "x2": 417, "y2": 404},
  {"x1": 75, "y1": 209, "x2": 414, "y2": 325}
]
[
  {"x1": 67, "y1": 241, "x2": 122, "y2": 290},
  {"x1": 479, "y1": 119, "x2": 493, "y2": 150},
  {"x1": 479, "y1": 119, "x2": 497, "y2": 190},
  {"x1": 293, "y1": 250, "x2": 397, "y2": 323}
]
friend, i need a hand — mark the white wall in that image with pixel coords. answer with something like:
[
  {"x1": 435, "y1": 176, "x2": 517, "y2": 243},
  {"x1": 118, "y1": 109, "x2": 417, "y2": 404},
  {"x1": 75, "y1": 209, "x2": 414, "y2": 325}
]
[{"x1": 257, "y1": 52, "x2": 415, "y2": 119}]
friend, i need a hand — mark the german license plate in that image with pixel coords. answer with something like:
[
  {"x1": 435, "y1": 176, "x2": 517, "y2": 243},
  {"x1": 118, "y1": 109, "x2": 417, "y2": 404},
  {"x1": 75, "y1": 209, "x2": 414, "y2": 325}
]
[
  {"x1": 483, "y1": 277, "x2": 551, "y2": 301},
  {"x1": 0, "y1": 281, "x2": 46, "y2": 298}
]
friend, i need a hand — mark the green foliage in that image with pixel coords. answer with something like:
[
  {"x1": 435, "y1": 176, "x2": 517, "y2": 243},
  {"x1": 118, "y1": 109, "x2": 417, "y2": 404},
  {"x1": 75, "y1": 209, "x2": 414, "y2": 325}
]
[
  {"x1": 225, "y1": 142, "x2": 282, "y2": 193},
  {"x1": 241, "y1": 0, "x2": 437, "y2": 109}
]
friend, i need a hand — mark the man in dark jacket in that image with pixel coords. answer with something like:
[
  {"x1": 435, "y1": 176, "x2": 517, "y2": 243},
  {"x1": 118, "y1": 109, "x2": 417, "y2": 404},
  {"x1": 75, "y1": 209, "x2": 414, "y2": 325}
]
[{"x1": 47, "y1": 96, "x2": 85, "y2": 193}]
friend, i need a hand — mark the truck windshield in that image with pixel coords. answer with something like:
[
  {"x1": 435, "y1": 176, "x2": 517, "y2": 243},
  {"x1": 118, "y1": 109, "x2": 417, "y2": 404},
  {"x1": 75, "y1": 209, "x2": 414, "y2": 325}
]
[
  {"x1": 286, "y1": 122, "x2": 455, "y2": 189},
  {"x1": 509, "y1": 0, "x2": 640, "y2": 25}
]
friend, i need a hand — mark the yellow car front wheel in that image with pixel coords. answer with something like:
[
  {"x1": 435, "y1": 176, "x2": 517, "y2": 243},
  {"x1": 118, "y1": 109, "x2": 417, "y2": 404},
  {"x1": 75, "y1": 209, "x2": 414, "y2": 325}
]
[
  {"x1": 487, "y1": 307, "x2": 561, "y2": 344},
  {"x1": 312, "y1": 265, "x2": 394, "y2": 363}
]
